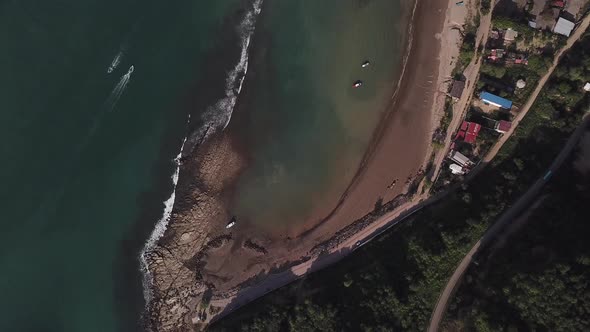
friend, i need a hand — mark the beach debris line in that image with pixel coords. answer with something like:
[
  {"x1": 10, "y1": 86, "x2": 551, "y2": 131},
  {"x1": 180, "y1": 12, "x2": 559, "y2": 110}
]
[{"x1": 353, "y1": 80, "x2": 363, "y2": 88}]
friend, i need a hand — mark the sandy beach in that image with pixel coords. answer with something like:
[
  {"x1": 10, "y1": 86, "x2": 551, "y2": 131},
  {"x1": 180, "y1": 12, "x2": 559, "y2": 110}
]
[{"x1": 145, "y1": 0, "x2": 469, "y2": 330}]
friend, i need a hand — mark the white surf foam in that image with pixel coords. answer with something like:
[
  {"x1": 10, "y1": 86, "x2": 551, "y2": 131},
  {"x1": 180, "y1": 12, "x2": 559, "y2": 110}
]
[
  {"x1": 200, "y1": 0, "x2": 263, "y2": 136},
  {"x1": 139, "y1": 129, "x2": 188, "y2": 306},
  {"x1": 105, "y1": 65, "x2": 134, "y2": 112},
  {"x1": 139, "y1": 0, "x2": 264, "y2": 311}
]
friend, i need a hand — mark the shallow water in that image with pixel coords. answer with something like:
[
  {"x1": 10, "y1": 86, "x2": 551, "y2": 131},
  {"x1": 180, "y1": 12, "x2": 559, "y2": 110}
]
[{"x1": 231, "y1": 0, "x2": 411, "y2": 230}]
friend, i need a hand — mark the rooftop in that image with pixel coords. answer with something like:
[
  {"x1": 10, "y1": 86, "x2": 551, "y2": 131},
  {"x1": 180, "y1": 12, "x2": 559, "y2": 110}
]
[
  {"x1": 504, "y1": 28, "x2": 518, "y2": 41},
  {"x1": 496, "y1": 120, "x2": 512, "y2": 133},
  {"x1": 450, "y1": 80, "x2": 466, "y2": 99},
  {"x1": 554, "y1": 17, "x2": 575, "y2": 37},
  {"x1": 480, "y1": 91, "x2": 513, "y2": 109}
]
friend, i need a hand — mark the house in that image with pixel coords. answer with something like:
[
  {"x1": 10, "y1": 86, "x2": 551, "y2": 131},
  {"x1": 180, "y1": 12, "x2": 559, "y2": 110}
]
[
  {"x1": 457, "y1": 121, "x2": 482, "y2": 144},
  {"x1": 584, "y1": 82, "x2": 590, "y2": 92},
  {"x1": 487, "y1": 49, "x2": 505, "y2": 61},
  {"x1": 553, "y1": 17, "x2": 575, "y2": 37},
  {"x1": 450, "y1": 151, "x2": 473, "y2": 167},
  {"x1": 514, "y1": 56, "x2": 528, "y2": 65},
  {"x1": 495, "y1": 120, "x2": 512, "y2": 134},
  {"x1": 480, "y1": 91, "x2": 513, "y2": 109},
  {"x1": 503, "y1": 28, "x2": 518, "y2": 43},
  {"x1": 507, "y1": 52, "x2": 528, "y2": 65},
  {"x1": 449, "y1": 163, "x2": 466, "y2": 175},
  {"x1": 551, "y1": 0, "x2": 565, "y2": 9},
  {"x1": 450, "y1": 80, "x2": 466, "y2": 99}
]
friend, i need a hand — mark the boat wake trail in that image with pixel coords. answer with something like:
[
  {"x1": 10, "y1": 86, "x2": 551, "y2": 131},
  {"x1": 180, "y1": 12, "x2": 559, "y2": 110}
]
[
  {"x1": 107, "y1": 49, "x2": 124, "y2": 74},
  {"x1": 139, "y1": 0, "x2": 263, "y2": 311},
  {"x1": 197, "y1": 0, "x2": 263, "y2": 139},
  {"x1": 105, "y1": 65, "x2": 134, "y2": 112}
]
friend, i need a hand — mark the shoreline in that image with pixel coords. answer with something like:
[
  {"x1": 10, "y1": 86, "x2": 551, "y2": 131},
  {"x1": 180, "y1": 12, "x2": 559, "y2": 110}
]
[
  {"x1": 295, "y1": 0, "x2": 419, "y2": 239},
  {"x1": 144, "y1": 0, "x2": 466, "y2": 329}
]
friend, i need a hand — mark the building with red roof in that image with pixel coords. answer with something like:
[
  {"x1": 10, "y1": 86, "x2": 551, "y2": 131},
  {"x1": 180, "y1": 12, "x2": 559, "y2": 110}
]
[
  {"x1": 551, "y1": 0, "x2": 565, "y2": 9},
  {"x1": 455, "y1": 121, "x2": 482, "y2": 144},
  {"x1": 495, "y1": 120, "x2": 512, "y2": 133}
]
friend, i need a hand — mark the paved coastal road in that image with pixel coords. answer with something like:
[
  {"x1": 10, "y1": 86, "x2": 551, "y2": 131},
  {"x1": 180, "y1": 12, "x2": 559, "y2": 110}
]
[
  {"x1": 208, "y1": 189, "x2": 446, "y2": 324},
  {"x1": 427, "y1": 115, "x2": 589, "y2": 332},
  {"x1": 207, "y1": 8, "x2": 590, "y2": 329}
]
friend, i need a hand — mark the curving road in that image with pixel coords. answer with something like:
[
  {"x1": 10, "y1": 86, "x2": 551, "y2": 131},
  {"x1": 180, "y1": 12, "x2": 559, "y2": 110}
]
[{"x1": 427, "y1": 114, "x2": 589, "y2": 332}]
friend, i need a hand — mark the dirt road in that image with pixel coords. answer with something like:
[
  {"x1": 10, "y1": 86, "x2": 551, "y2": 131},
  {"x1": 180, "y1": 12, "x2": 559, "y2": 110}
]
[
  {"x1": 427, "y1": 114, "x2": 589, "y2": 332},
  {"x1": 432, "y1": 4, "x2": 494, "y2": 179},
  {"x1": 483, "y1": 13, "x2": 590, "y2": 163}
]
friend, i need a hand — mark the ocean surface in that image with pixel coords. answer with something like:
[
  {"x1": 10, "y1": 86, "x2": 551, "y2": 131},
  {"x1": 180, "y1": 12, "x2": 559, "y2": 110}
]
[{"x1": 0, "y1": 0, "x2": 408, "y2": 331}]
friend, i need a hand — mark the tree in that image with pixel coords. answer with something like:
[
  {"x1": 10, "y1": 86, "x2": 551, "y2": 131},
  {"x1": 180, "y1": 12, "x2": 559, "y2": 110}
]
[
  {"x1": 528, "y1": 55, "x2": 548, "y2": 76},
  {"x1": 288, "y1": 301, "x2": 338, "y2": 332}
]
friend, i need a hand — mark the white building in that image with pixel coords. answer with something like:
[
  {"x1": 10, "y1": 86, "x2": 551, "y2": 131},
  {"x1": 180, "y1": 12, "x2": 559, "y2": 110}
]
[
  {"x1": 584, "y1": 82, "x2": 590, "y2": 92},
  {"x1": 449, "y1": 163, "x2": 466, "y2": 175},
  {"x1": 553, "y1": 17, "x2": 575, "y2": 37},
  {"x1": 450, "y1": 151, "x2": 473, "y2": 167}
]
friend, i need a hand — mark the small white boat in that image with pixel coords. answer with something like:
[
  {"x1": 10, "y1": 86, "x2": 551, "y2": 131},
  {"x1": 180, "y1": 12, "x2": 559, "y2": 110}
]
[
  {"x1": 107, "y1": 52, "x2": 122, "y2": 74},
  {"x1": 361, "y1": 60, "x2": 370, "y2": 68},
  {"x1": 226, "y1": 217, "x2": 237, "y2": 229},
  {"x1": 353, "y1": 80, "x2": 363, "y2": 88}
]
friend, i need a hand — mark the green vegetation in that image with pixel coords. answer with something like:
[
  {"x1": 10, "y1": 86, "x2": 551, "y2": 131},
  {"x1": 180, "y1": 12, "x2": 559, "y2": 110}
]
[
  {"x1": 454, "y1": 23, "x2": 478, "y2": 75},
  {"x1": 479, "y1": 62, "x2": 543, "y2": 105},
  {"x1": 491, "y1": 16, "x2": 534, "y2": 40},
  {"x1": 491, "y1": 15, "x2": 564, "y2": 51},
  {"x1": 209, "y1": 28, "x2": 590, "y2": 332},
  {"x1": 481, "y1": 0, "x2": 491, "y2": 15},
  {"x1": 444, "y1": 146, "x2": 590, "y2": 331}
]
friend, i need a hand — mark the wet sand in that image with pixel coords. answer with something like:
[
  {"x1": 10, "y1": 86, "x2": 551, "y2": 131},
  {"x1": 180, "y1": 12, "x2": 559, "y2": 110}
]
[{"x1": 145, "y1": 0, "x2": 460, "y2": 329}]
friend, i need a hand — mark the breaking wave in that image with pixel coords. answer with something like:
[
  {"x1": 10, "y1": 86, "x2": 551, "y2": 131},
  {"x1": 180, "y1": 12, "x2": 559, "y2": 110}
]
[
  {"x1": 197, "y1": 0, "x2": 262, "y2": 139},
  {"x1": 139, "y1": 122, "x2": 188, "y2": 306},
  {"x1": 139, "y1": 0, "x2": 263, "y2": 310}
]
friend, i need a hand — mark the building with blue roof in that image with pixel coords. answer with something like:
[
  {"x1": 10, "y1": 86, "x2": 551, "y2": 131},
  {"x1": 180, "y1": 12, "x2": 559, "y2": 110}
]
[{"x1": 480, "y1": 91, "x2": 513, "y2": 109}]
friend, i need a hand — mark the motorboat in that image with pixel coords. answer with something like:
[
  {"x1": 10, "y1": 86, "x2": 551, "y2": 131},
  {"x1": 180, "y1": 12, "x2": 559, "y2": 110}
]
[
  {"x1": 353, "y1": 80, "x2": 363, "y2": 88},
  {"x1": 361, "y1": 60, "x2": 370, "y2": 68},
  {"x1": 226, "y1": 216, "x2": 237, "y2": 229}
]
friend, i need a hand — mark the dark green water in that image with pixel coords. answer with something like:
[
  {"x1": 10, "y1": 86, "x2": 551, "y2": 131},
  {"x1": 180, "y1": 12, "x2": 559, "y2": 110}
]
[
  {"x1": 0, "y1": 0, "x2": 409, "y2": 330},
  {"x1": 0, "y1": 0, "x2": 241, "y2": 331}
]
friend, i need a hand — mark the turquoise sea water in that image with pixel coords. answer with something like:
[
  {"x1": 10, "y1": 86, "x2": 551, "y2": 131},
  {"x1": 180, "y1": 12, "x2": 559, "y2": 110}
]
[
  {"x1": 0, "y1": 0, "x2": 241, "y2": 331},
  {"x1": 0, "y1": 0, "x2": 409, "y2": 330}
]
